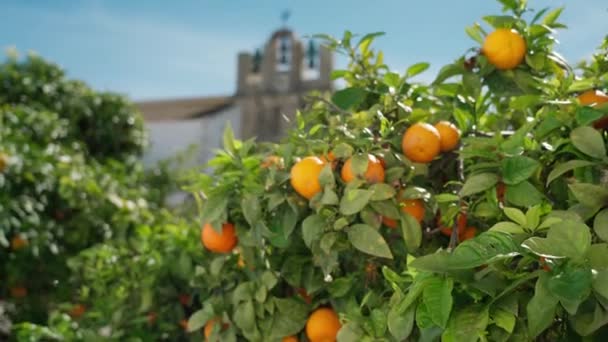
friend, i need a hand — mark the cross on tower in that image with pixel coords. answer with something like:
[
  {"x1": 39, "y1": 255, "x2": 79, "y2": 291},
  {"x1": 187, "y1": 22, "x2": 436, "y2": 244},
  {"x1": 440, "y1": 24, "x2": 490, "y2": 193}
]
[{"x1": 281, "y1": 10, "x2": 290, "y2": 27}]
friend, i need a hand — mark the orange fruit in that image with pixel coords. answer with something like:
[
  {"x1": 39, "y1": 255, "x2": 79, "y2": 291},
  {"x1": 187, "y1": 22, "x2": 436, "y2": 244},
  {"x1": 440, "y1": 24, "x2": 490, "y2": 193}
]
[
  {"x1": 402, "y1": 123, "x2": 441, "y2": 163},
  {"x1": 439, "y1": 214, "x2": 468, "y2": 237},
  {"x1": 290, "y1": 156, "x2": 326, "y2": 199},
  {"x1": 69, "y1": 304, "x2": 86, "y2": 319},
  {"x1": 204, "y1": 318, "x2": 228, "y2": 339},
  {"x1": 10, "y1": 235, "x2": 27, "y2": 251},
  {"x1": 179, "y1": 293, "x2": 191, "y2": 306},
  {"x1": 461, "y1": 227, "x2": 477, "y2": 241},
  {"x1": 10, "y1": 286, "x2": 27, "y2": 298},
  {"x1": 261, "y1": 155, "x2": 284, "y2": 169},
  {"x1": 434, "y1": 121, "x2": 461, "y2": 152},
  {"x1": 295, "y1": 287, "x2": 313, "y2": 304},
  {"x1": 321, "y1": 151, "x2": 338, "y2": 170},
  {"x1": 578, "y1": 89, "x2": 608, "y2": 106},
  {"x1": 201, "y1": 223, "x2": 238, "y2": 253},
  {"x1": 282, "y1": 336, "x2": 299, "y2": 342},
  {"x1": 306, "y1": 307, "x2": 342, "y2": 342},
  {"x1": 382, "y1": 217, "x2": 398, "y2": 229},
  {"x1": 482, "y1": 28, "x2": 526, "y2": 70},
  {"x1": 341, "y1": 154, "x2": 385, "y2": 183},
  {"x1": 401, "y1": 199, "x2": 425, "y2": 223}
]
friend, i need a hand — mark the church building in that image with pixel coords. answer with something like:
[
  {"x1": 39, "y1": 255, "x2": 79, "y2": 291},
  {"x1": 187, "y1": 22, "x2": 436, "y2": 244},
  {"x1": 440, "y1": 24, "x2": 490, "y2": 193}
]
[{"x1": 137, "y1": 28, "x2": 333, "y2": 166}]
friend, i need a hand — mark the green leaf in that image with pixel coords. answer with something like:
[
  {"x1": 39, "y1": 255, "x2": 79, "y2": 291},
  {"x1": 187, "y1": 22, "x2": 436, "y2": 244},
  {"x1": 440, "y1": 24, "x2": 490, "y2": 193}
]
[
  {"x1": 483, "y1": 15, "x2": 517, "y2": 28},
  {"x1": 406, "y1": 62, "x2": 430, "y2": 78},
  {"x1": 542, "y1": 7, "x2": 564, "y2": 25},
  {"x1": 301, "y1": 214, "x2": 325, "y2": 248},
  {"x1": 459, "y1": 173, "x2": 498, "y2": 197},
  {"x1": 525, "y1": 205, "x2": 542, "y2": 230},
  {"x1": 410, "y1": 232, "x2": 520, "y2": 272},
  {"x1": 546, "y1": 160, "x2": 595, "y2": 185},
  {"x1": 521, "y1": 220, "x2": 591, "y2": 261},
  {"x1": 370, "y1": 308, "x2": 387, "y2": 337},
  {"x1": 569, "y1": 183, "x2": 608, "y2": 208},
  {"x1": 241, "y1": 194, "x2": 261, "y2": 226},
  {"x1": 489, "y1": 222, "x2": 525, "y2": 234},
  {"x1": 340, "y1": 189, "x2": 373, "y2": 215},
  {"x1": 383, "y1": 72, "x2": 401, "y2": 88},
  {"x1": 356, "y1": 32, "x2": 385, "y2": 51},
  {"x1": 503, "y1": 207, "x2": 526, "y2": 226},
  {"x1": 505, "y1": 181, "x2": 544, "y2": 207},
  {"x1": 594, "y1": 209, "x2": 608, "y2": 242},
  {"x1": 222, "y1": 121, "x2": 236, "y2": 153},
  {"x1": 337, "y1": 322, "x2": 363, "y2": 342},
  {"x1": 593, "y1": 270, "x2": 608, "y2": 299},
  {"x1": 433, "y1": 63, "x2": 464, "y2": 85},
  {"x1": 527, "y1": 274, "x2": 559, "y2": 338},
  {"x1": 234, "y1": 300, "x2": 256, "y2": 332},
  {"x1": 548, "y1": 264, "x2": 592, "y2": 302},
  {"x1": 321, "y1": 187, "x2": 339, "y2": 205},
  {"x1": 370, "y1": 183, "x2": 396, "y2": 201},
  {"x1": 571, "y1": 302, "x2": 608, "y2": 337},
  {"x1": 442, "y1": 305, "x2": 489, "y2": 342},
  {"x1": 570, "y1": 126, "x2": 607, "y2": 159},
  {"x1": 350, "y1": 153, "x2": 369, "y2": 177},
  {"x1": 370, "y1": 200, "x2": 400, "y2": 219},
  {"x1": 319, "y1": 164, "x2": 335, "y2": 188},
  {"x1": 589, "y1": 243, "x2": 608, "y2": 270},
  {"x1": 348, "y1": 224, "x2": 393, "y2": 259},
  {"x1": 388, "y1": 302, "x2": 415, "y2": 340},
  {"x1": 400, "y1": 211, "x2": 422, "y2": 252},
  {"x1": 501, "y1": 156, "x2": 540, "y2": 185},
  {"x1": 187, "y1": 308, "x2": 214, "y2": 332},
  {"x1": 422, "y1": 277, "x2": 453, "y2": 329},
  {"x1": 201, "y1": 195, "x2": 228, "y2": 224},
  {"x1": 435, "y1": 193, "x2": 460, "y2": 203},
  {"x1": 465, "y1": 25, "x2": 484, "y2": 44},
  {"x1": 331, "y1": 87, "x2": 366, "y2": 110},
  {"x1": 576, "y1": 106, "x2": 605, "y2": 126},
  {"x1": 492, "y1": 308, "x2": 516, "y2": 333},
  {"x1": 270, "y1": 298, "x2": 309, "y2": 339}
]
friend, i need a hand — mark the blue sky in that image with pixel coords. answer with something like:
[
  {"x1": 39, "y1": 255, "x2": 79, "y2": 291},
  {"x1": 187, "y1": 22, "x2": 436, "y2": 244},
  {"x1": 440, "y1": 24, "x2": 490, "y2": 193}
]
[{"x1": 1, "y1": 0, "x2": 607, "y2": 101}]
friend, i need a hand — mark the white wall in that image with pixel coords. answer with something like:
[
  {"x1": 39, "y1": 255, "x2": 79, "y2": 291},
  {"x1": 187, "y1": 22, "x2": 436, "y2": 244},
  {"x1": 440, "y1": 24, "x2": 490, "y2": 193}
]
[{"x1": 143, "y1": 105, "x2": 242, "y2": 168}]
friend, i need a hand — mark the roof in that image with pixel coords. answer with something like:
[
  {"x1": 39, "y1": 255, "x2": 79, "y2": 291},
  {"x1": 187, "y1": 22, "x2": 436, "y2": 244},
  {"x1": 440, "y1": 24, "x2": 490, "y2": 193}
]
[{"x1": 136, "y1": 95, "x2": 235, "y2": 122}]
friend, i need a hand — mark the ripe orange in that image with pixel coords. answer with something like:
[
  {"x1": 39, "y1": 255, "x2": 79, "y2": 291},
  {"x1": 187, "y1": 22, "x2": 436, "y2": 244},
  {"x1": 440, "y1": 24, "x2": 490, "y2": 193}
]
[
  {"x1": 461, "y1": 227, "x2": 477, "y2": 241},
  {"x1": 201, "y1": 223, "x2": 238, "y2": 253},
  {"x1": 401, "y1": 199, "x2": 426, "y2": 223},
  {"x1": 402, "y1": 123, "x2": 441, "y2": 163},
  {"x1": 341, "y1": 154, "x2": 385, "y2": 183},
  {"x1": 10, "y1": 286, "x2": 27, "y2": 298},
  {"x1": 261, "y1": 155, "x2": 284, "y2": 169},
  {"x1": 204, "y1": 318, "x2": 228, "y2": 339},
  {"x1": 290, "y1": 156, "x2": 326, "y2": 199},
  {"x1": 69, "y1": 304, "x2": 86, "y2": 319},
  {"x1": 320, "y1": 151, "x2": 338, "y2": 170},
  {"x1": 382, "y1": 217, "x2": 398, "y2": 229},
  {"x1": 482, "y1": 28, "x2": 526, "y2": 70},
  {"x1": 10, "y1": 235, "x2": 27, "y2": 251},
  {"x1": 578, "y1": 89, "x2": 608, "y2": 106},
  {"x1": 434, "y1": 121, "x2": 461, "y2": 152},
  {"x1": 306, "y1": 307, "x2": 342, "y2": 342},
  {"x1": 282, "y1": 336, "x2": 299, "y2": 342},
  {"x1": 439, "y1": 213, "x2": 467, "y2": 237}
]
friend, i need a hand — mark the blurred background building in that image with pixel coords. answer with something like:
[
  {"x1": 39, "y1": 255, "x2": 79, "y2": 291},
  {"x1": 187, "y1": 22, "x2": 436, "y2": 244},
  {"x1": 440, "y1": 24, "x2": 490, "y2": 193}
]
[{"x1": 137, "y1": 27, "x2": 333, "y2": 167}]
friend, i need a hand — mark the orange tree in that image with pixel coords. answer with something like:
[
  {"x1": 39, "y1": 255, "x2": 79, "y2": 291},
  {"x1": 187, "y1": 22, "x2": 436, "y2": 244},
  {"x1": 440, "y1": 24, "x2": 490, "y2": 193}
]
[
  {"x1": 0, "y1": 52, "x2": 189, "y2": 338},
  {"x1": 182, "y1": 1, "x2": 608, "y2": 341}
]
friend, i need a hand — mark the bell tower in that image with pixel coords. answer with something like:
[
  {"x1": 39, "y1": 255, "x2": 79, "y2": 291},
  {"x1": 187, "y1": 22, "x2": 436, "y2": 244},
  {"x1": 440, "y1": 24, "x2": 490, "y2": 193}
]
[{"x1": 236, "y1": 13, "x2": 333, "y2": 141}]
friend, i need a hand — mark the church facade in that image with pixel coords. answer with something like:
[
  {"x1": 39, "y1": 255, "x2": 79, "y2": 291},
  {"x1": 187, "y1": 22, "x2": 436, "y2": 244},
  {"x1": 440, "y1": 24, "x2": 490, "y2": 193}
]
[{"x1": 137, "y1": 28, "x2": 333, "y2": 167}]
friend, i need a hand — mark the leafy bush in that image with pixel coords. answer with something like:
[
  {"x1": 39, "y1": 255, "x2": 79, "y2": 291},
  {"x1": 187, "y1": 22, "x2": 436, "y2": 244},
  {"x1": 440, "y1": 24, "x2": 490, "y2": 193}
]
[{"x1": 180, "y1": 1, "x2": 608, "y2": 341}]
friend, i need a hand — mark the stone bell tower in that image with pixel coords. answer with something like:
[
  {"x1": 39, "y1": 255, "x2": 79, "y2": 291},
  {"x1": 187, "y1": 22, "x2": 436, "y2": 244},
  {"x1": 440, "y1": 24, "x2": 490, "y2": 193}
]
[{"x1": 236, "y1": 22, "x2": 333, "y2": 141}]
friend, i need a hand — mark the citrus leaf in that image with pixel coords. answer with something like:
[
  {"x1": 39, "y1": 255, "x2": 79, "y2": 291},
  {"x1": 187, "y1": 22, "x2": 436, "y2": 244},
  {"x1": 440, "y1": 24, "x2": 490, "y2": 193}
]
[
  {"x1": 571, "y1": 126, "x2": 606, "y2": 159},
  {"x1": 459, "y1": 173, "x2": 498, "y2": 197},
  {"x1": 489, "y1": 222, "x2": 525, "y2": 234},
  {"x1": 503, "y1": 207, "x2": 527, "y2": 226},
  {"x1": 406, "y1": 62, "x2": 430, "y2": 78},
  {"x1": 501, "y1": 156, "x2": 540, "y2": 185},
  {"x1": 594, "y1": 209, "x2": 608, "y2": 242},
  {"x1": 340, "y1": 189, "x2": 373, "y2": 215},
  {"x1": 442, "y1": 305, "x2": 489, "y2": 342},
  {"x1": 568, "y1": 183, "x2": 608, "y2": 208},
  {"x1": 301, "y1": 214, "x2": 325, "y2": 248},
  {"x1": 422, "y1": 277, "x2": 453, "y2": 328},
  {"x1": 521, "y1": 220, "x2": 591, "y2": 261},
  {"x1": 348, "y1": 224, "x2": 393, "y2": 259},
  {"x1": 547, "y1": 160, "x2": 595, "y2": 185},
  {"x1": 527, "y1": 274, "x2": 559, "y2": 338},
  {"x1": 388, "y1": 301, "x2": 415, "y2": 340},
  {"x1": 505, "y1": 181, "x2": 544, "y2": 207},
  {"x1": 400, "y1": 211, "x2": 422, "y2": 252},
  {"x1": 410, "y1": 232, "x2": 520, "y2": 272},
  {"x1": 331, "y1": 87, "x2": 366, "y2": 110},
  {"x1": 370, "y1": 183, "x2": 396, "y2": 201}
]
